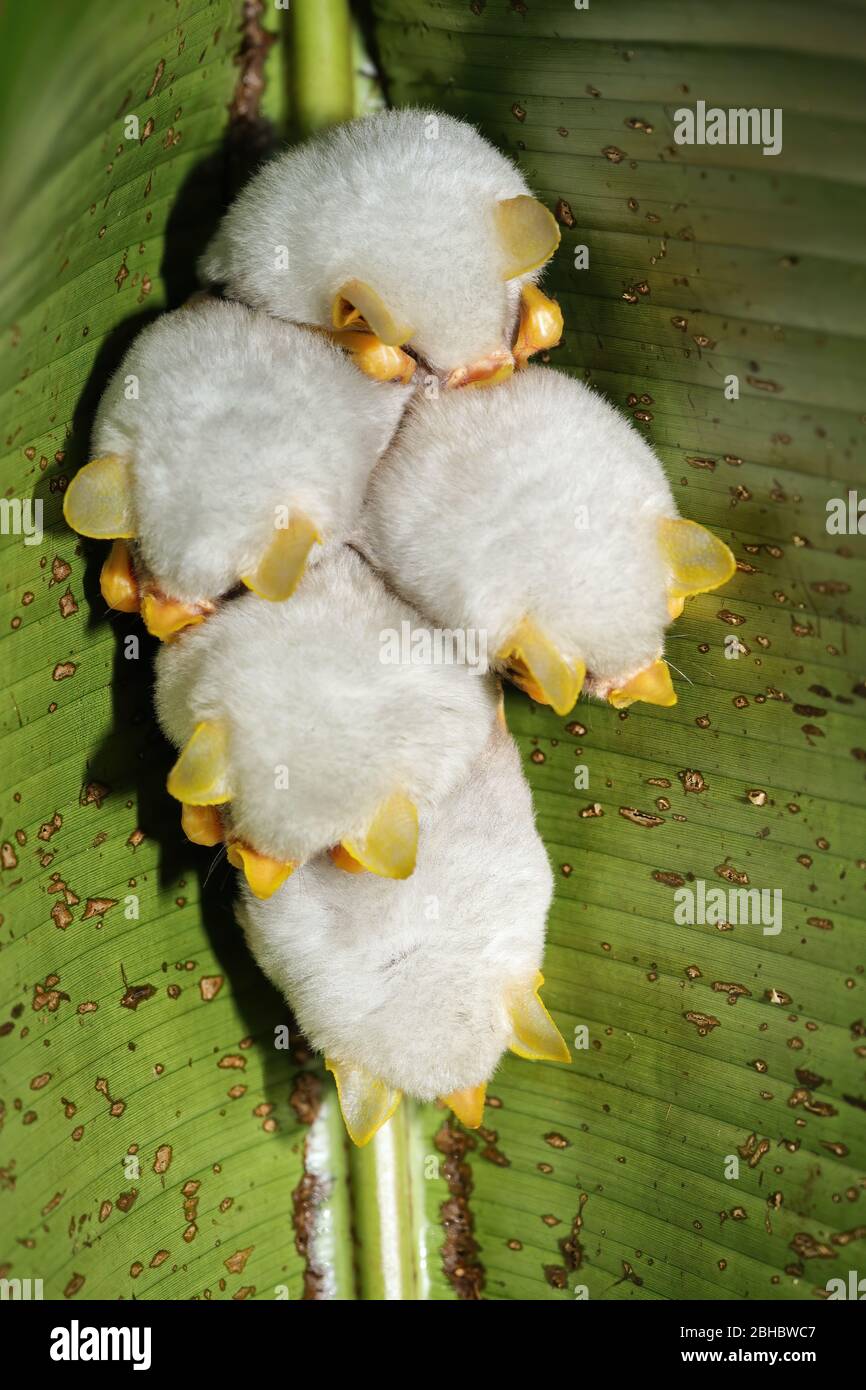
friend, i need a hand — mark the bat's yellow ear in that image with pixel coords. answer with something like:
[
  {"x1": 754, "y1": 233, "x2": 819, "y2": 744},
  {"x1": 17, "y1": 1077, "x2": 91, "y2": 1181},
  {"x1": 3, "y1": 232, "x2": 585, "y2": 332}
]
[
  {"x1": 341, "y1": 791, "x2": 419, "y2": 881},
  {"x1": 495, "y1": 195, "x2": 560, "y2": 280},
  {"x1": 326, "y1": 1058, "x2": 402, "y2": 1147},
  {"x1": 167, "y1": 720, "x2": 232, "y2": 805},
  {"x1": 508, "y1": 971, "x2": 571, "y2": 1063},
  {"x1": 609, "y1": 658, "x2": 677, "y2": 710},
  {"x1": 331, "y1": 279, "x2": 415, "y2": 347},
  {"x1": 241, "y1": 513, "x2": 321, "y2": 603},
  {"x1": 63, "y1": 455, "x2": 136, "y2": 539},
  {"x1": 659, "y1": 517, "x2": 736, "y2": 601}
]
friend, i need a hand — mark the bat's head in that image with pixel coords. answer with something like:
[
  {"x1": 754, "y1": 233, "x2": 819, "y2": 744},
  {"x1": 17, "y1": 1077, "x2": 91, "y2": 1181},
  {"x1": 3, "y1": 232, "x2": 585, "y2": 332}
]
[
  {"x1": 238, "y1": 730, "x2": 570, "y2": 1144},
  {"x1": 199, "y1": 110, "x2": 561, "y2": 386}
]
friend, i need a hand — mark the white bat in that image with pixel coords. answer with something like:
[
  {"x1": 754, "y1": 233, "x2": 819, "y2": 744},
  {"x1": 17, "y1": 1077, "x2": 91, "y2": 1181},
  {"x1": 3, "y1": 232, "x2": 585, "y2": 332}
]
[
  {"x1": 63, "y1": 299, "x2": 410, "y2": 638},
  {"x1": 199, "y1": 109, "x2": 563, "y2": 389},
  {"x1": 361, "y1": 365, "x2": 736, "y2": 716},
  {"x1": 238, "y1": 725, "x2": 569, "y2": 1145},
  {"x1": 154, "y1": 547, "x2": 499, "y2": 897}
]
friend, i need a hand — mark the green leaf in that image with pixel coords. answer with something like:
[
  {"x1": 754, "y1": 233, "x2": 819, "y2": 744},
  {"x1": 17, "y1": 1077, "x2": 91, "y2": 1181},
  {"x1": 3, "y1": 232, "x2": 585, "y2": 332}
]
[
  {"x1": 3, "y1": 0, "x2": 864, "y2": 1305},
  {"x1": 366, "y1": 0, "x2": 866, "y2": 1299}
]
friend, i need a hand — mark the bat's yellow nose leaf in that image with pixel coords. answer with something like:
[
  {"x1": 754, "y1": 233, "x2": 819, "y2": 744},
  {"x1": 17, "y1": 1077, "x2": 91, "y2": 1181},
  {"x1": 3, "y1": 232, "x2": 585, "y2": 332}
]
[
  {"x1": 181, "y1": 803, "x2": 223, "y2": 847},
  {"x1": 445, "y1": 350, "x2": 514, "y2": 390},
  {"x1": 227, "y1": 842, "x2": 296, "y2": 899},
  {"x1": 331, "y1": 328, "x2": 416, "y2": 384},
  {"x1": 498, "y1": 618, "x2": 585, "y2": 717},
  {"x1": 513, "y1": 284, "x2": 564, "y2": 367},
  {"x1": 140, "y1": 591, "x2": 211, "y2": 641},
  {"x1": 100, "y1": 539, "x2": 140, "y2": 613}
]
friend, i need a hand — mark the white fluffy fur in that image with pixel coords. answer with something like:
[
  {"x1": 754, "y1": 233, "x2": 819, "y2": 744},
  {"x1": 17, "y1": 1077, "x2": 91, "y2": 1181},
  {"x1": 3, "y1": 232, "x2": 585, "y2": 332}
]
[
  {"x1": 155, "y1": 548, "x2": 499, "y2": 861},
  {"x1": 198, "y1": 109, "x2": 539, "y2": 376},
  {"x1": 361, "y1": 366, "x2": 678, "y2": 698},
  {"x1": 93, "y1": 300, "x2": 411, "y2": 603},
  {"x1": 238, "y1": 726, "x2": 553, "y2": 1099}
]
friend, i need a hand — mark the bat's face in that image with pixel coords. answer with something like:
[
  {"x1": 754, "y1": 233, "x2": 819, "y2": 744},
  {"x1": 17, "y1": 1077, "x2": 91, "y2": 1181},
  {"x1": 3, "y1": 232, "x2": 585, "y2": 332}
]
[
  {"x1": 361, "y1": 367, "x2": 737, "y2": 718},
  {"x1": 239, "y1": 731, "x2": 571, "y2": 1144},
  {"x1": 329, "y1": 249, "x2": 524, "y2": 385},
  {"x1": 199, "y1": 110, "x2": 561, "y2": 388}
]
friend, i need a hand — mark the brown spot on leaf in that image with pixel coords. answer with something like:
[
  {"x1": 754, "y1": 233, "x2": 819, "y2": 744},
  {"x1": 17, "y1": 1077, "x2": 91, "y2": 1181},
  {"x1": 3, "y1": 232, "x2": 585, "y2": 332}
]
[
  {"x1": 831, "y1": 1226, "x2": 866, "y2": 1246},
  {"x1": 289, "y1": 1072, "x2": 322, "y2": 1126},
  {"x1": 684, "y1": 1012, "x2": 720, "y2": 1037},
  {"x1": 38, "y1": 812, "x2": 63, "y2": 841},
  {"x1": 146, "y1": 58, "x2": 165, "y2": 98},
  {"x1": 80, "y1": 781, "x2": 110, "y2": 809},
  {"x1": 544, "y1": 1132, "x2": 570, "y2": 1150},
  {"x1": 715, "y1": 862, "x2": 749, "y2": 886},
  {"x1": 678, "y1": 769, "x2": 707, "y2": 794},
  {"x1": 790, "y1": 1232, "x2": 835, "y2": 1259},
  {"x1": 436, "y1": 1120, "x2": 484, "y2": 1299},
  {"x1": 32, "y1": 979, "x2": 69, "y2": 1013},
  {"x1": 654, "y1": 870, "x2": 685, "y2": 887},
  {"x1": 58, "y1": 589, "x2": 78, "y2": 618},
  {"x1": 120, "y1": 982, "x2": 156, "y2": 1010},
  {"x1": 766, "y1": 989, "x2": 792, "y2": 1006},
  {"x1": 713, "y1": 981, "x2": 751, "y2": 1005},
  {"x1": 224, "y1": 1245, "x2": 254, "y2": 1275},
  {"x1": 619, "y1": 806, "x2": 664, "y2": 828},
  {"x1": 82, "y1": 897, "x2": 117, "y2": 920},
  {"x1": 153, "y1": 1144, "x2": 172, "y2": 1175}
]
